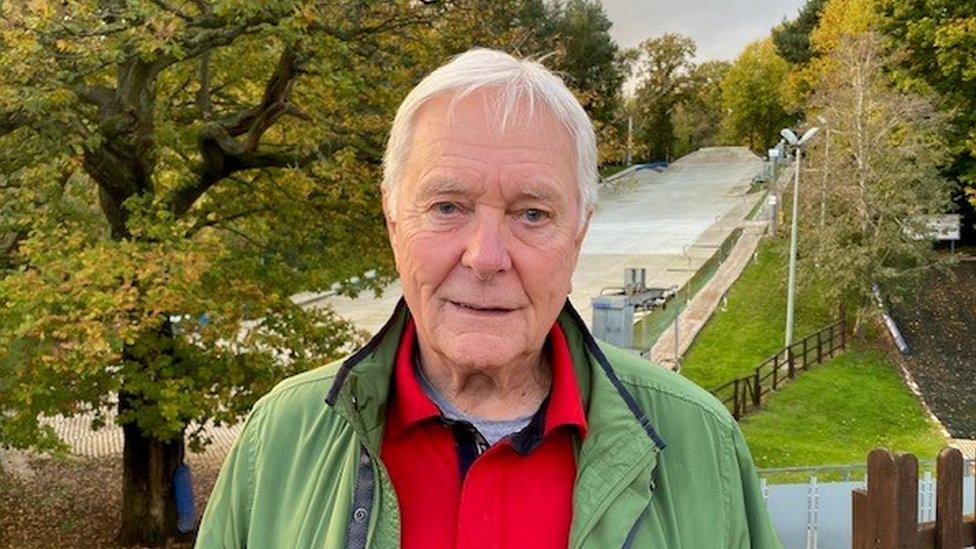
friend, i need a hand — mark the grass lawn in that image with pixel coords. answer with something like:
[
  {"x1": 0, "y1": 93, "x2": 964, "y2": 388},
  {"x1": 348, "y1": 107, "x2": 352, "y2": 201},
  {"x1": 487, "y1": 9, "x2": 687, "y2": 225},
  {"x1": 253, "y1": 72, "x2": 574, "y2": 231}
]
[
  {"x1": 674, "y1": 233, "x2": 947, "y2": 468},
  {"x1": 740, "y1": 347, "x2": 947, "y2": 469},
  {"x1": 680, "y1": 237, "x2": 836, "y2": 390}
]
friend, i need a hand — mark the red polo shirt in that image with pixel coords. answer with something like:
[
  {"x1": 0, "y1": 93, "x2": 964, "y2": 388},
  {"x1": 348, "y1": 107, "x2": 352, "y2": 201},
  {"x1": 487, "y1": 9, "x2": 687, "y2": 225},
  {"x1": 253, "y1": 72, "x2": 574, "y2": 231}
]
[{"x1": 380, "y1": 318, "x2": 588, "y2": 549}]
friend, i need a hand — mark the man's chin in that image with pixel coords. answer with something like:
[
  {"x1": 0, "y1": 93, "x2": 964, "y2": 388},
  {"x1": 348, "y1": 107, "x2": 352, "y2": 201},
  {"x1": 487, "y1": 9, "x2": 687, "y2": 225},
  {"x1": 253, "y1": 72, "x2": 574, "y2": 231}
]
[{"x1": 439, "y1": 333, "x2": 524, "y2": 369}]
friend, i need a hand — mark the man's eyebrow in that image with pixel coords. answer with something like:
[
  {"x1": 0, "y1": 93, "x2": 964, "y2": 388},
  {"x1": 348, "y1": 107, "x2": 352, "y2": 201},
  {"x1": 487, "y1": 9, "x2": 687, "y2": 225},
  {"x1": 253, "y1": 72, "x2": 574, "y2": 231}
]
[
  {"x1": 415, "y1": 179, "x2": 473, "y2": 202},
  {"x1": 515, "y1": 185, "x2": 558, "y2": 203}
]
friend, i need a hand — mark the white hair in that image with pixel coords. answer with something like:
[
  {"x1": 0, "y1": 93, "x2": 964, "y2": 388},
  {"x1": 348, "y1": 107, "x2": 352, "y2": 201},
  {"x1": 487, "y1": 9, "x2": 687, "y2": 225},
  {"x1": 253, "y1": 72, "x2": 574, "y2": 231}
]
[{"x1": 382, "y1": 48, "x2": 598, "y2": 227}]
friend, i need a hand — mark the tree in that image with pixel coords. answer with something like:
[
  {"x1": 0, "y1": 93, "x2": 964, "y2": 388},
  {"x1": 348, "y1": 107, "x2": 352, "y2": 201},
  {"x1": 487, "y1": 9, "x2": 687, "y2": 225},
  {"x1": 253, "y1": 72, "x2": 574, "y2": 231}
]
[
  {"x1": 720, "y1": 39, "x2": 794, "y2": 154},
  {"x1": 0, "y1": 1, "x2": 626, "y2": 544},
  {"x1": 799, "y1": 32, "x2": 954, "y2": 331},
  {"x1": 778, "y1": 0, "x2": 878, "y2": 117},
  {"x1": 630, "y1": 33, "x2": 696, "y2": 162},
  {"x1": 435, "y1": 0, "x2": 627, "y2": 166},
  {"x1": 880, "y1": 0, "x2": 976, "y2": 240},
  {"x1": 772, "y1": 0, "x2": 828, "y2": 65},
  {"x1": 554, "y1": 0, "x2": 627, "y2": 165},
  {"x1": 0, "y1": 1, "x2": 452, "y2": 544},
  {"x1": 672, "y1": 60, "x2": 730, "y2": 158}
]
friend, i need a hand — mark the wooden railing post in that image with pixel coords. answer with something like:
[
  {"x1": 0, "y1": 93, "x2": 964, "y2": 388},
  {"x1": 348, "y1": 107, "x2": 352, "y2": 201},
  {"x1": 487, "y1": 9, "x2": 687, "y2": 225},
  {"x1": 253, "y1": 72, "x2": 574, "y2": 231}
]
[
  {"x1": 772, "y1": 354, "x2": 779, "y2": 389},
  {"x1": 936, "y1": 447, "x2": 964, "y2": 547},
  {"x1": 752, "y1": 369, "x2": 761, "y2": 407},
  {"x1": 788, "y1": 347, "x2": 795, "y2": 379},
  {"x1": 732, "y1": 378, "x2": 740, "y2": 420},
  {"x1": 802, "y1": 337, "x2": 809, "y2": 370},
  {"x1": 852, "y1": 449, "x2": 919, "y2": 549},
  {"x1": 817, "y1": 330, "x2": 823, "y2": 364},
  {"x1": 840, "y1": 304, "x2": 848, "y2": 350}
]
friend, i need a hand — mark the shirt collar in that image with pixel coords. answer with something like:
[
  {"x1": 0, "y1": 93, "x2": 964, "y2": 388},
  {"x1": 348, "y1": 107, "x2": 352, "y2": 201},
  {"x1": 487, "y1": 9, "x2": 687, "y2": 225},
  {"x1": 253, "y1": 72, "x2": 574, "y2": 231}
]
[{"x1": 386, "y1": 317, "x2": 588, "y2": 444}]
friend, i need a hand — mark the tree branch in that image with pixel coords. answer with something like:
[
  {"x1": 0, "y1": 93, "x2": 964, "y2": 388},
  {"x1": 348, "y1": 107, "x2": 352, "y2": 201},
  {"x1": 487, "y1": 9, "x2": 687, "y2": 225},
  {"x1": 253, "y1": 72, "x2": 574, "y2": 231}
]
[
  {"x1": 167, "y1": 44, "x2": 318, "y2": 217},
  {"x1": 0, "y1": 110, "x2": 34, "y2": 138},
  {"x1": 169, "y1": 131, "x2": 351, "y2": 218}
]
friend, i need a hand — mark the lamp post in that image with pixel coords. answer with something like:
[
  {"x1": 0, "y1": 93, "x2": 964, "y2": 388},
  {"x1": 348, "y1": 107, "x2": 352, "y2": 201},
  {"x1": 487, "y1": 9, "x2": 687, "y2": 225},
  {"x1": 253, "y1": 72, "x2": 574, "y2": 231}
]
[{"x1": 781, "y1": 126, "x2": 819, "y2": 347}]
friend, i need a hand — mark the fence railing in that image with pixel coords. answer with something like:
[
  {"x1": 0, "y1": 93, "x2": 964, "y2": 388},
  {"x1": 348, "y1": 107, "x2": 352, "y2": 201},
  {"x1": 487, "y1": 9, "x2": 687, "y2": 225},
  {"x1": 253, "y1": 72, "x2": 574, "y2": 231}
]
[
  {"x1": 853, "y1": 447, "x2": 975, "y2": 548},
  {"x1": 710, "y1": 313, "x2": 847, "y2": 420}
]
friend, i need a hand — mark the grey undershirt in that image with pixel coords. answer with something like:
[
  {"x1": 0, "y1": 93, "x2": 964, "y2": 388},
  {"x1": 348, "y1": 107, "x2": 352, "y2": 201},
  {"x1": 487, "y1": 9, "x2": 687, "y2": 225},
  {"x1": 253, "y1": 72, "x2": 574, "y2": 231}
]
[{"x1": 415, "y1": 362, "x2": 535, "y2": 446}]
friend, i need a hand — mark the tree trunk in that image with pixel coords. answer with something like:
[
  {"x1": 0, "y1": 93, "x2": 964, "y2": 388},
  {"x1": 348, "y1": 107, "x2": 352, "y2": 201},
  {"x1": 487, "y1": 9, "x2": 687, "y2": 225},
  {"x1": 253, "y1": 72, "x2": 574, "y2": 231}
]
[
  {"x1": 118, "y1": 391, "x2": 186, "y2": 547},
  {"x1": 117, "y1": 317, "x2": 189, "y2": 546}
]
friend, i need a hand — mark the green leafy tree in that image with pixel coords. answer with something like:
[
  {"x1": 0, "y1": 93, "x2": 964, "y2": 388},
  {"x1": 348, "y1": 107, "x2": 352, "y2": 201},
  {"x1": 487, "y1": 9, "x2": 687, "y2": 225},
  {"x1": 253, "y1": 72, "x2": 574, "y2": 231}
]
[
  {"x1": 434, "y1": 0, "x2": 627, "y2": 165},
  {"x1": 721, "y1": 39, "x2": 794, "y2": 153},
  {"x1": 799, "y1": 32, "x2": 954, "y2": 331},
  {"x1": 0, "y1": 1, "x2": 459, "y2": 544},
  {"x1": 630, "y1": 33, "x2": 696, "y2": 162},
  {"x1": 772, "y1": 0, "x2": 828, "y2": 64},
  {"x1": 672, "y1": 60, "x2": 730, "y2": 158},
  {"x1": 880, "y1": 0, "x2": 976, "y2": 235},
  {"x1": 554, "y1": 0, "x2": 627, "y2": 165},
  {"x1": 556, "y1": 0, "x2": 623, "y2": 126}
]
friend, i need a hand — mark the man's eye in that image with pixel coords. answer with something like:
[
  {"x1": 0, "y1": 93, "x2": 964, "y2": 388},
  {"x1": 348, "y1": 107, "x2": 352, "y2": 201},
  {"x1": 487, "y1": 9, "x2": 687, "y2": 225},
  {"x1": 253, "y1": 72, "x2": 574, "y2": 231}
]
[
  {"x1": 434, "y1": 202, "x2": 459, "y2": 216},
  {"x1": 523, "y1": 209, "x2": 549, "y2": 223}
]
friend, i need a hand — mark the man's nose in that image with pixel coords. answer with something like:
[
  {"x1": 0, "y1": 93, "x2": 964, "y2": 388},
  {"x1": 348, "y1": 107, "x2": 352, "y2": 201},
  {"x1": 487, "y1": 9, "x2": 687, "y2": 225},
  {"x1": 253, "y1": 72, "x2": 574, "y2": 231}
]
[{"x1": 460, "y1": 211, "x2": 512, "y2": 281}]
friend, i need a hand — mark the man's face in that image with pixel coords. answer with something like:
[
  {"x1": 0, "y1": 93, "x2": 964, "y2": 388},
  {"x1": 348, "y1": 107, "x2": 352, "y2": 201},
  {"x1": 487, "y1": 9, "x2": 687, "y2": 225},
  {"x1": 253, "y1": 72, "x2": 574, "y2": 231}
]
[{"x1": 386, "y1": 90, "x2": 590, "y2": 371}]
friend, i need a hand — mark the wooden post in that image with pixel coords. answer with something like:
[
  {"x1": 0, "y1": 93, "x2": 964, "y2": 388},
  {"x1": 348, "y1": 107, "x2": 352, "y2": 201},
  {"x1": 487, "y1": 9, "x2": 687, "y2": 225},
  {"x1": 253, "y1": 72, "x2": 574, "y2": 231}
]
[
  {"x1": 732, "y1": 378, "x2": 740, "y2": 420},
  {"x1": 788, "y1": 347, "x2": 795, "y2": 379},
  {"x1": 753, "y1": 369, "x2": 761, "y2": 407},
  {"x1": 817, "y1": 330, "x2": 823, "y2": 364},
  {"x1": 937, "y1": 447, "x2": 964, "y2": 548},
  {"x1": 840, "y1": 306, "x2": 847, "y2": 350},
  {"x1": 802, "y1": 337, "x2": 809, "y2": 370},
  {"x1": 772, "y1": 355, "x2": 779, "y2": 390},
  {"x1": 853, "y1": 449, "x2": 919, "y2": 549},
  {"x1": 852, "y1": 488, "x2": 871, "y2": 549}
]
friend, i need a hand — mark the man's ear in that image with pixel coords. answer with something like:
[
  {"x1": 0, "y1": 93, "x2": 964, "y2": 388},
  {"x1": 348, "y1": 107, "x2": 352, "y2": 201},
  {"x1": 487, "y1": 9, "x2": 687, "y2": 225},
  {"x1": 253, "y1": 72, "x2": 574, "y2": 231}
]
[
  {"x1": 574, "y1": 206, "x2": 594, "y2": 250},
  {"x1": 567, "y1": 206, "x2": 594, "y2": 296},
  {"x1": 381, "y1": 185, "x2": 397, "y2": 238}
]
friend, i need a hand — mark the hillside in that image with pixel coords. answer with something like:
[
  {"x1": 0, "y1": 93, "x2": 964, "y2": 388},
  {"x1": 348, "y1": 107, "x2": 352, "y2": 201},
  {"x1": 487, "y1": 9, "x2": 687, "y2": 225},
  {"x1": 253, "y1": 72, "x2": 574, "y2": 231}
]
[{"x1": 889, "y1": 259, "x2": 976, "y2": 438}]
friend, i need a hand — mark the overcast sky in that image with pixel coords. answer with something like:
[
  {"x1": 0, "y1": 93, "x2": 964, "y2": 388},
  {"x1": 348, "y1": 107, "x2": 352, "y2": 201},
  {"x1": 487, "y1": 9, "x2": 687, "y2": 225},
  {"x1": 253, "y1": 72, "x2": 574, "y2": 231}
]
[{"x1": 603, "y1": 0, "x2": 807, "y2": 62}]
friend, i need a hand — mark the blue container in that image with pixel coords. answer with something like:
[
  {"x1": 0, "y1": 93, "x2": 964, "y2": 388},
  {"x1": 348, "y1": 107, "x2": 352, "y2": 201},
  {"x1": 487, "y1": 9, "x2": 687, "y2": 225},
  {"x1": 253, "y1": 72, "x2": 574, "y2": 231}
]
[{"x1": 173, "y1": 463, "x2": 196, "y2": 533}]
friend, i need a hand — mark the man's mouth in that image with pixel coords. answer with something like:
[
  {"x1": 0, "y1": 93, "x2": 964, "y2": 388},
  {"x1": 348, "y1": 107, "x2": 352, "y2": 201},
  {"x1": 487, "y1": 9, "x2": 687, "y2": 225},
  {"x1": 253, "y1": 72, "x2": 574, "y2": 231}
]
[{"x1": 447, "y1": 300, "x2": 516, "y2": 315}]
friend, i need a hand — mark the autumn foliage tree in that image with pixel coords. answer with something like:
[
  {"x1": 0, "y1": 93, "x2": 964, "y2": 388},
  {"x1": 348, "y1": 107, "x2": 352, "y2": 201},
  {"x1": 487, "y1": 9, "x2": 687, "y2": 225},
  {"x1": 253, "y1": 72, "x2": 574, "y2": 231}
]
[
  {"x1": 0, "y1": 1, "x2": 627, "y2": 545},
  {"x1": 881, "y1": 0, "x2": 976, "y2": 240},
  {"x1": 672, "y1": 60, "x2": 730, "y2": 159},
  {"x1": 720, "y1": 38, "x2": 794, "y2": 154},
  {"x1": 630, "y1": 33, "x2": 696, "y2": 162},
  {"x1": 798, "y1": 32, "x2": 953, "y2": 330}
]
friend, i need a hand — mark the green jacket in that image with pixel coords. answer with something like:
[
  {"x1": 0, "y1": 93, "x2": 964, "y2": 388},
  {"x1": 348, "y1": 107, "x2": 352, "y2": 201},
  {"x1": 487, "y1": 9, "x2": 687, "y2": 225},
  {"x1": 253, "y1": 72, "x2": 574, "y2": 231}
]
[{"x1": 196, "y1": 300, "x2": 782, "y2": 548}]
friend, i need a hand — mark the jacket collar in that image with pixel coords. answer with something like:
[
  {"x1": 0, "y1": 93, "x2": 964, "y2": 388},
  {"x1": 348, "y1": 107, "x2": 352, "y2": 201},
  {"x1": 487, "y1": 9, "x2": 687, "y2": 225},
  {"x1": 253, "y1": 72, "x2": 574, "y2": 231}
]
[{"x1": 325, "y1": 297, "x2": 665, "y2": 454}]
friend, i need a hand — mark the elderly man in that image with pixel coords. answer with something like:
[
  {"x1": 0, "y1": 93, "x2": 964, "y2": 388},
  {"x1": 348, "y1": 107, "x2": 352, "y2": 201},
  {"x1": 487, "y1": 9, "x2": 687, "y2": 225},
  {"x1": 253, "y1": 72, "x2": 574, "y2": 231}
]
[{"x1": 197, "y1": 49, "x2": 781, "y2": 548}]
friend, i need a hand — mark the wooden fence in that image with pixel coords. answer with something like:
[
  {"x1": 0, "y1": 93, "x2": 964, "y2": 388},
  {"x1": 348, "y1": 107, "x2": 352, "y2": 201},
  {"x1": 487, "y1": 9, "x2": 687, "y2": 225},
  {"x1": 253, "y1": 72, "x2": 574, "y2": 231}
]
[
  {"x1": 710, "y1": 314, "x2": 847, "y2": 420},
  {"x1": 853, "y1": 447, "x2": 975, "y2": 548}
]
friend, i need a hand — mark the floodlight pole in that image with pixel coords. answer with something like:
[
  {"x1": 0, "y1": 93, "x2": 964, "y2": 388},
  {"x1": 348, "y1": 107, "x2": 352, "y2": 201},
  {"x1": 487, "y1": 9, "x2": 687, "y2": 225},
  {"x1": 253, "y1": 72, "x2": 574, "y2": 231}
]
[{"x1": 785, "y1": 147, "x2": 802, "y2": 348}]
